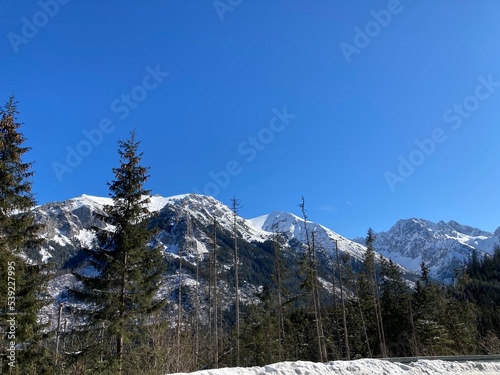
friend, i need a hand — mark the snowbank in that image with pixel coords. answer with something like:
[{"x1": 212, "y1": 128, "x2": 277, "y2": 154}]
[{"x1": 168, "y1": 359, "x2": 500, "y2": 375}]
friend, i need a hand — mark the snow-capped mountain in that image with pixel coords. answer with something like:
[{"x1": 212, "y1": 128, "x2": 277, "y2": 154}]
[
  {"x1": 34, "y1": 193, "x2": 272, "y2": 269},
  {"x1": 34, "y1": 193, "x2": 423, "y2": 327},
  {"x1": 35, "y1": 193, "x2": 387, "y2": 274},
  {"x1": 248, "y1": 211, "x2": 367, "y2": 262},
  {"x1": 368, "y1": 218, "x2": 500, "y2": 283},
  {"x1": 37, "y1": 193, "x2": 494, "y2": 293},
  {"x1": 36, "y1": 193, "x2": 472, "y2": 332}
]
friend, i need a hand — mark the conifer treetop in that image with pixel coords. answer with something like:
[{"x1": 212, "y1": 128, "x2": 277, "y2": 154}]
[{"x1": 106, "y1": 130, "x2": 151, "y2": 225}]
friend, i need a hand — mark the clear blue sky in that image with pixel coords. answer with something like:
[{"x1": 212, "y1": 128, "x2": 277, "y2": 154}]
[{"x1": 2, "y1": 1, "x2": 500, "y2": 238}]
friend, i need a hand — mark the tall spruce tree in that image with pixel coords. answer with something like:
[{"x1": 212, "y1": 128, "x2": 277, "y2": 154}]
[
  {"x1": 380, "y1": 258, "x2": 412, "y2": 356},
  {"x1": 0, "y1": 96, "x2": 51, "y2": 374},
  {"x1": 363, "y1": 228, "x2": 387, "y2": 357},
  {"x1": 72, "y1": 130, "x2": 166, "y2": 374},
  {"x1": 412, "y1": 262, "x2": 453, "y2": 355}
]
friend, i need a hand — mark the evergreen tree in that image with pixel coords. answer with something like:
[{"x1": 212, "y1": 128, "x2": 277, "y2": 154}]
[
  {"x1": 240, "y1": 285, "x2": 278, "y2": 367},
  {"x1": 412, "y1": 262, "x2": 454, "y2": 355},
  {"x1": 380, "y1": 258, "x2": 412, "y2": 356},
  {"x1": 355, "y1": 271, "x2": 379, "y2": 357},
  {"x1": 455, "y1": 246, "x2": 500, "y2": 352},
  {"x1": 72, "y1": 130, "x2": 166, "y2": 374},
  {"x1": 0, "y1": 96, "x2": 52, "y2": 374}
]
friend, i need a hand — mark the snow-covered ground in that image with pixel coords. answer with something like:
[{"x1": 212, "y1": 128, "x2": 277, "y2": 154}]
[{"x1": 168, "y1": 359, "x2": 500, "y2": 375}]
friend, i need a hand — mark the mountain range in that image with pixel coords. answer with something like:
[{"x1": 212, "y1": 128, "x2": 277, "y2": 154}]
[
  {"x1": 362, "y1": 218, "x2": 500, "y2": 282},
  {"x1": 31, "y1": 193, "x2": 499, "y2": 324}
]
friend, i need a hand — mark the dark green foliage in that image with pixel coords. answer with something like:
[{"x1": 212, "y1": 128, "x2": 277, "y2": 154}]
[
  {"x1": 380, "y1": 258, "x2": 412, "y2": 356},
  {"x1": 0, "y1": 96, "x2": 53, "y2": 373},
  {"x1": 70, "y1": 131, "x2": 166, "y2": 374},
  {"x1": 458, "y1": 246, "x2": 500, "y2": 342},
  {"x1": 412, "y1": 262, "x2": 458, "y2": 355},
  {"x1": 239, "y1": 285, "x2": 280, "y2": 366}
]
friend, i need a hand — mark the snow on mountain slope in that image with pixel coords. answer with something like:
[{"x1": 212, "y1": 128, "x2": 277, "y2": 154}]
[
  {"x1": 169, "y1": 359, "x2": 500, "y2": 375},
  {"x1": 32, "y1": 194, "x2": 500, "y2": 285},
  {"x1": 372, "y1": 218, "x2": 500, "y2": 282},
  {"x1": 33, "y1": 193, "x2": 272, "y2": 269},
  {"x1": 156, "y1": 194, "x2": 268, "y2": 243},
  {"x1": 249, "y1": 211, "x2": 367, "y2": 261},
  {"x1": 67, "y1": 193, "x2": 191, "y2": 213}
]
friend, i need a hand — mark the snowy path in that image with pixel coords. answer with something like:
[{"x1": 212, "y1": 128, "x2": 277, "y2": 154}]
[{"x1": 168, "y1": 359, "x2": 500, "y2": 375}]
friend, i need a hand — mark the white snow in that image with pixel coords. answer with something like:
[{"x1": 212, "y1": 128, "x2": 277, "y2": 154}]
[
  {"x1": 69, "y1": 194, "x2": 113, "y2": 210},
  {"x1": 246, "y1": 214, "x2": 271, "y2": 232},
  {"x1": 149, "y1": 194, "x2": 190, "y2": 212},
  {"x1": 39, "y1": 247, "x2": 52, "y2": 262},
  {"x1": 76, "y1": 228, "x2": 95, "y2": 247},
  {"x1": 168, "y1": 359, "x2": 500, "y2": 375},
  {"x1": 53, "y1": 233, "x2": 72, "y2": 246},
  {"x1": 374, "y1": 217, "x2": 500, "y2": 282},
  {"x1": 248, "y1": 211, "x2": 368, "y2": 261},
  {"x1": 68, "y1": 193, "x2": 192, "y2": 214}
]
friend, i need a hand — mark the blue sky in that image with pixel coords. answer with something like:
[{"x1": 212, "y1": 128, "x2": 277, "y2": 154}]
[{"x1": 2, "y1": 1, "x2": 500, "y2": 238}]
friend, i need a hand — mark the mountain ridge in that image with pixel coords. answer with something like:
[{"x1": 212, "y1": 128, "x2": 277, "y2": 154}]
[
  {"x1": 33, "y1": 193, "x2": 498, "y2": 285},
  {"x1": 359, "y1": 217, "x2": 500, "y2": 282}
]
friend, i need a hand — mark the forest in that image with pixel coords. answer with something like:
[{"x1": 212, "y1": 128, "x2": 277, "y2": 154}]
[{"x1": 1, "y1": 97, "x2": 500, "y2": 375}]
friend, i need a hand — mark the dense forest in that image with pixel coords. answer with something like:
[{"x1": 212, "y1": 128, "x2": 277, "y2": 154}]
[{"x1": 1, "y1": 97, "x2": 500, "y2": 374}]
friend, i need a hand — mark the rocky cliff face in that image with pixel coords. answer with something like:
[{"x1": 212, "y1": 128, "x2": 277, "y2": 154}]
[
  {"x1": 30, "y1": 193, "x2": 429, "y2": 329},
  {"x1": 368, "y1": 218, "x2": 499, "y2": 282}
]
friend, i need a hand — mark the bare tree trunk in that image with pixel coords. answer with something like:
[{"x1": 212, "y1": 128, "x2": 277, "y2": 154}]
[
  {"x1": 335, "y1": 240, "x2": 350, "y2": 360},
  {"x1": 195, "y1": 237, "x2": 200, "y2": 367},
  {"x1": 331, "y1": 256, "x2": 342, "y2": 359},
  {"x1": 185, "y1": 214, "x2": 200, "y2": 367},
  {"x1": 376, "y1": 260, "x2": 387, "y2": 357},
  {"x1": 353, "y1": 277, "x2": 372, "y2": 357},
  {"x1": 231, "y1": 197, "x2": 241, "y2": 366},
  {"x1": 208, "y1": 224, "x2": 213, "y2": 367},
  {"x1": 365, "y1": 230, "x2": 387, "y2": 358},
  {"x1": 177, "y1": 253, "x2": 183, "y2": 371},
  {"x1": 371, "y1": 263, "x2": 387, "y2": 357},
  {"x1": 272, "y1": 228, "x2": 285, "y2": 361},
  {"x1": 300, "y1": 197, "x2": 327, "y2": 362},
  {"x1": 55, "y1": 304, "x2": 63, "y2": 365},
  {"x1": 212, "y1": 218, "x2": 219, "y2": 368}
]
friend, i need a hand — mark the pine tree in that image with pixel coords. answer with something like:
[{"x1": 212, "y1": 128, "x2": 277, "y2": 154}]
[
  {"x1": 380, "y1": 258, "x2": 412, "y2": 356},
  {"x1": 363, "y1": 228, "x2": 387, "y2": 357},
  {"x1": 412, "y1": 262, "x2": 453, "y2": 355},
  {"x1": 72, "y1": 130, "x2": 166, "y2": 374},
  {"x1": 0, "y1": 97, "x2": 52, "y2": 374}
]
